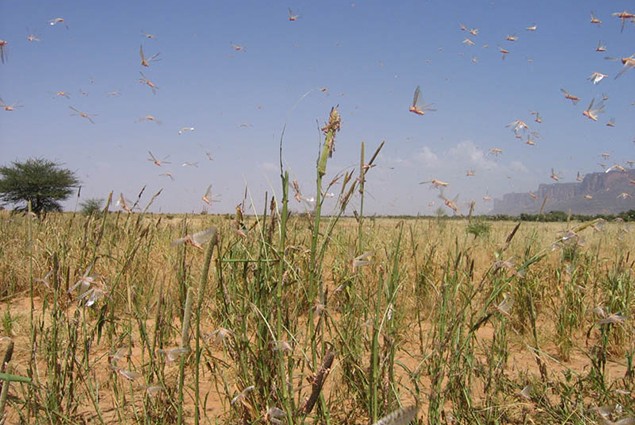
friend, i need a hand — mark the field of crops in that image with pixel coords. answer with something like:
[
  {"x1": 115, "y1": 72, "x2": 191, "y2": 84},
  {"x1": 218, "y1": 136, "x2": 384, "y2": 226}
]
[{"x1": 0, "y1": 201, "x2": 633, "y2": 424}]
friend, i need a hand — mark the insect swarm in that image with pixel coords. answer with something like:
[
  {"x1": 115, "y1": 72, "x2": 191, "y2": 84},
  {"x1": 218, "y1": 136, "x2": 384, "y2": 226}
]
[
  {"x1": 612, "y1": 10, "x2": 635, "y2": 32},
  {"x1": 288, "y1": 8, "x2": 299, "y2": 21},
  {"x1": 582, "y1": 98, "x2": 605, "y2": 121},
  {"x1": 595, "y1": 40, "x2": 607, "y2": 52},
  {"x1": 0, "y1": 39, "x2": 8, "y2": 63},
  {"x1": 49, "y1": 17, "x2": 67, "y2": 27},
  {"x1": 0, "y1": 97, "x2": 22, "y2": 111},
  {"x1": 606, "y1": 54, "x2": 635, "y2": 78},
  {"x1": 171, "y1": 227, "x2": 218, "y2": 250},
  {"x1": 139, "y1": 44, "x2": 161, "y2": 67},
  {"x1": 147, "y1": 151, "x2": 170, "y2": 166},
  {"x1": 409, "y1": 85, "x2": 435, "y2": 115},
  {"x1": 138, "y1": 114, "x2": 161, "y2": 124},
  {"x1": 420, "y1": 179, "x2": 449, "y2": 188},
  {"x1": 201, "y1": 184, "x2": 221, "y2": 205},
  {"x1": 588, "y1": 71, "x2": 608, "y2": 84},
  {"x1": 26, "y1": 30, "x2": 40, "y2": 42},
  {"x1": 138, "y1": 71, "x2": 159, "y2": 94},
  {"x1": 561, "y1": 88, "x2": 580, "y2": 104},
  {"x1": 178, "y1": 127, "x2": 195, "y2": 135},
  {"x1": 69, "y1": 106, "x2": 96, "y2": 123}
]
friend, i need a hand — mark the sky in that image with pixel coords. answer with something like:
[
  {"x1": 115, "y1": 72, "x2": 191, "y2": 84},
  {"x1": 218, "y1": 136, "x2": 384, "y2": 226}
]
[{"x1": 0, "y1": 0, "x2": 633, "y2": 216}]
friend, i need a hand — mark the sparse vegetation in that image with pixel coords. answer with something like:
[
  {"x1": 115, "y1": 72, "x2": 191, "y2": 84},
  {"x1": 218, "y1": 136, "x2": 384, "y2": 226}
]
[
  {"x1": 80, "y1": 198, "x2": 105, "y2": 216},
  {"x1": 466, "y1": 220, "x2": 491, "y2": 238}
]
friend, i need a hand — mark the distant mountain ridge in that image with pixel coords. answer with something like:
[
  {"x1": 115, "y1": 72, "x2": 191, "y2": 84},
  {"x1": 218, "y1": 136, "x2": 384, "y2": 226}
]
[{"x1": 492, "y1": 169, "x2": 635, "y2": 215}]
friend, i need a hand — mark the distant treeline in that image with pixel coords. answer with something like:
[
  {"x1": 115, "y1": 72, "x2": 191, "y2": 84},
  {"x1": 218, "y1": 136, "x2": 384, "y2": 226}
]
[
  {"x1": 472, "y1": 209, "x2": 635, "y2": 222},
  {"x1": 112, "y1": 209, "x2": 635, "y2": 223},
  {"x1": 514, "y1": 209, "x2": 635, "y2": 223},
  {"x1": 339, "y1": 209, "x2": 635, "y2": 223}
]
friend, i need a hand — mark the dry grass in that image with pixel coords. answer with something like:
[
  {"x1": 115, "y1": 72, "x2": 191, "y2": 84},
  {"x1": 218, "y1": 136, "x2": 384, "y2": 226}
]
[{"x1": 0, "y1": 208, "x2": 633, "y2": 424}]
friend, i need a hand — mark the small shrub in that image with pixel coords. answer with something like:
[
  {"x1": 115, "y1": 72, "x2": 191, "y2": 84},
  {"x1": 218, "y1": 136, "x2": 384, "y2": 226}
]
[
  {"x1": 80, "y1": 198, "x2": 104, "y2": 216},
  {"x1": 466, "y1": 221, "x2": 491, "y2": 238}
]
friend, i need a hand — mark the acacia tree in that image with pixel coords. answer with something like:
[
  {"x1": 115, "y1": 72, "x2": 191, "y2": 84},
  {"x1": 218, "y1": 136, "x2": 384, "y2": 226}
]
[{"x1": 0, "y1": 158, "x2": 80, "y2": 215}]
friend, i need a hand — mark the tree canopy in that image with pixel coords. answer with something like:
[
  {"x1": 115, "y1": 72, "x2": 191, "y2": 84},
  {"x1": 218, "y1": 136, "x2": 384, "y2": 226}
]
[{"x1": 0, "y1": 158, "x2": 80, "y2": 215}]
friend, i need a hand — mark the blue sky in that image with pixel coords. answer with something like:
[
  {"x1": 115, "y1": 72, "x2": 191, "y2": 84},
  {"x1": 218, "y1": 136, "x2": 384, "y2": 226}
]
[{"x1": 0, "y1": 0, "x2": 633, "y2": 215}]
